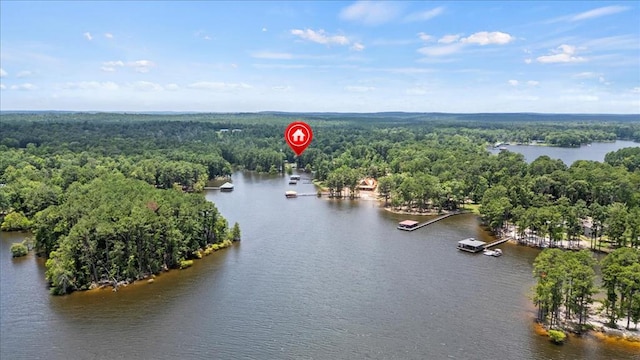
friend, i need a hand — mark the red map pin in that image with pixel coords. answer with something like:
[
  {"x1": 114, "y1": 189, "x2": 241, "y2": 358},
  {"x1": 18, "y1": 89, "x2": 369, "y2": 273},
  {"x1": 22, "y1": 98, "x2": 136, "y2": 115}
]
[{"x1": 285, "y1": 121, "x2": 313, "y2": 156}]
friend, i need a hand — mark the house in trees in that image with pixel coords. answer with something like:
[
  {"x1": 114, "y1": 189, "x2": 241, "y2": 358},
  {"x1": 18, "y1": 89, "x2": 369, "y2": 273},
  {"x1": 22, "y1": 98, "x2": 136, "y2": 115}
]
[
  {"x1": 357, "y1": 178, "x2": 377, "y2": 191},
  {"x1": 582, "y1": 218, "x2": 594, "y2": 238}
]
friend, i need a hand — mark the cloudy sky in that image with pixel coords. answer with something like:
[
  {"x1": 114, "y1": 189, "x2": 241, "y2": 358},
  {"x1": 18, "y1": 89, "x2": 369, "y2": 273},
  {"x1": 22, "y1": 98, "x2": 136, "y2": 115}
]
[{"x1": 0, "y1": 1, "x2": 638, "y2": 113}]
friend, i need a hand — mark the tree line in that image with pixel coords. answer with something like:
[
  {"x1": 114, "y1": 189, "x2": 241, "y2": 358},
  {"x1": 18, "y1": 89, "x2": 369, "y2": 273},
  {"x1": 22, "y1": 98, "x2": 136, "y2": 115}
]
[
  {"x1": 533, "y1": 247, "x2": 640, "y2": 333},
  {"x1": 1, "y1": 112, "x2": 639, "y2": 293}
]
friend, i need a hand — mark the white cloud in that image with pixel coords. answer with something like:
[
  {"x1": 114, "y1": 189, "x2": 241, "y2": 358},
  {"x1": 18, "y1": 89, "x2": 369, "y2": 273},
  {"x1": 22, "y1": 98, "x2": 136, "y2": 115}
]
[
  {"x1": 417, "y1": 32, "x2": 433, "y2": 42},
  {"x1": 105, "y1": 33, "x2": 114, "y2": 39},
  {"x1": 0, "y1": 68, "x2": 7, "y2": 77},
  {"x1": 130, "y1": 81, "x2": 163, "y2": 91},
  {"x1": 83, "y1": 32, "x2": 93, "y2": 41},
  {"x1": 350, "y1": 42, "x2": 365, "y2": 51},
  {"x1": 262, "y1": 27, "x2": 268, "y2": 32},
  {"x1": 418, "y1": 43, "x2": 463, "y2": 57},
  {"x1": 252, "y1": 64, "x2": 310, "y2": 70},
  {"x1": 250, "y1": 51, "x2": 294, "y2": 60},
  {"x1": 165, "y1": 84, "x2": 180, "y2": 91},
  {"x1": 16, "y1": 70, "x2": 33, "y2": 78},
  {"x1": 508, "y1": 80, "x2": 519, "y2": 86},
  {"x1": 0, "y1": 84, "x2": 5, "y2": 90},
  {"x1": 194, "y1": 30, "x2": 213, "y2": 41},
  {"x1": 562, "y1": 95, "x2": 599, "y2": 102},
  {"x1": 10, "y1": 83, "x2": 37, "y2": 90},
  {"x1": 291, "y1": 29, "x2": 350, "y2": 46},
  {"x1": 404, "y1": 6, "x2": 445, "y2": 22},
  {"x1": 100, "y1": 60, "x2": 154, "y2": 73},
  {"x1": 60, "y1": 81, "x2": 119, "y2": 90},
  {"x1": 524, "y1": 58, "x2": 532, "y2": 64},
  {"x1": 573, "y1": 72, "x2": 599, "y2": 79},
  {"x1": 345, "y1": 85, "x2": 375, "y2": 92},
  {"x1": 339, "y1": 1, "x2": 401, "y2": 25},
  {"x1": 101, "y1": 60, "x2": 125, "y2": 72},
  {"x1": 272, "y1": 85, "x2": 292, "y2": 91},
  {"x1": 536, "y1": 44, "x2": 586, "y2": 63},
  {"x1": 631, "y1": 87, "x2": 640, "y2": 94},
  {"x1": 527, "y1": 80, "x2": 539, "y2": 86},
  {"x1": 570, "y1": 5, "x2": 629, "y2": 21},
  {"x1": 104, "y1": 60, "x2": 125, "y2": 67},
  {"x1": 130, "y1": 60, "x2": 154, "y2": 73},
  {"x1": 438, "y1": 34, "x2": 460, "y2": 44},
  {"x1": 187, "y1": 82, "x2": 252, "y2": 90},
  {"x1": 461, "y1": 31, "x2": 513, "y2": 45},
  {"x1": 384, "y1": 67, "x2": 433, "y2": 74}
]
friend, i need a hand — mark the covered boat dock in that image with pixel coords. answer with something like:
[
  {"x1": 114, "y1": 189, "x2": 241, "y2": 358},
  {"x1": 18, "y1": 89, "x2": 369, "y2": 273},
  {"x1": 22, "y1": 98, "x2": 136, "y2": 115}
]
[{"x1": 457, "y1": 238, "x2": 487, "y2": 253}]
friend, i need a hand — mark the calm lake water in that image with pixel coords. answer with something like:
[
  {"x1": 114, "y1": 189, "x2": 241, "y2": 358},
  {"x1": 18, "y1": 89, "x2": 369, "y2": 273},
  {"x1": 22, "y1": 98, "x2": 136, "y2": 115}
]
[
  {"x1": 2, "y1": 147, "x2": 640, "y2": 359},
  {"x1": 490, "y1": 140, "x2": 639, "y2": 164}
]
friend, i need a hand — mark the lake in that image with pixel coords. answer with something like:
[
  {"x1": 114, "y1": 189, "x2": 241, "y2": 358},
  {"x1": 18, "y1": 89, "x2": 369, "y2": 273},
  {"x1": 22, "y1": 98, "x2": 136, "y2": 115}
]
[
  {"x1": 489, "y1": 140, "x2": 639, "y2": 164},
  {"x1": 1, "y1": 151, "x2": 639, "y2": 359}
]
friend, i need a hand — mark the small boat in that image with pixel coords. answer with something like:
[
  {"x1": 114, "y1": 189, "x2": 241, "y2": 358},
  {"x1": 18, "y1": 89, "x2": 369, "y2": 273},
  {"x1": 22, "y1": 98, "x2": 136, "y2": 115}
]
[
  {"x1": 483, "y1": 249, "x2": 503, "y2": 257},
  {"x1": 285, "y1": 190, "x2": 297, "y2": 198},
  {"x1": 288, "y1": 179, "x2": 298, "y2": 185},
  {"x1": 219, "y1": 182, "x2": 234, "y2": 192}
]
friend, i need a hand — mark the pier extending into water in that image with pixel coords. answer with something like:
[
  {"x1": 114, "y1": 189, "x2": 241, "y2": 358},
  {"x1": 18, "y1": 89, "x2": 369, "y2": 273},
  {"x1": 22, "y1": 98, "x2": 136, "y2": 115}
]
[
  {"x1": 484, "y1": 237, "x2": 512, "y2": 249},
  {"x1": 397, "y1": 212, "x2": 460, "y2": 231}
]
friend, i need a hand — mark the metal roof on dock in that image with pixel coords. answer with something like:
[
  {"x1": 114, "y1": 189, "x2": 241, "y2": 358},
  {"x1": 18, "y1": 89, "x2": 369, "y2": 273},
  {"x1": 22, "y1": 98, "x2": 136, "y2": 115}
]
[{"x1": 457, "y1": 238, "x2": 486, "y2": 247}]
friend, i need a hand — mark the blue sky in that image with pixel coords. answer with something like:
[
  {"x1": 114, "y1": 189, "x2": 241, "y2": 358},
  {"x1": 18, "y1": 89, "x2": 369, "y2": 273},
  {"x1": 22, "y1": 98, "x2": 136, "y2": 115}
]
[{"x1": 0, "y1": 1, "x2": 638, "y2": 113}]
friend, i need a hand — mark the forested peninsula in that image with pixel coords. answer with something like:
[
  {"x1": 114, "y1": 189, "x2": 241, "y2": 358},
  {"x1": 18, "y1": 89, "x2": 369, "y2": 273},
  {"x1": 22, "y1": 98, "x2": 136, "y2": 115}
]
[{"x1": 1, "y1": 112, "x2": 639, "y2": 299}]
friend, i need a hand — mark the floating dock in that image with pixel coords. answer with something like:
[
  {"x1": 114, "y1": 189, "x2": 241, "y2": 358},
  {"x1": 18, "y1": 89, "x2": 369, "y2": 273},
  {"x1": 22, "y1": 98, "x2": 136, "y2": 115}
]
[{"x1": 397, "y1": 212, "x2": 459, "y2": 231}]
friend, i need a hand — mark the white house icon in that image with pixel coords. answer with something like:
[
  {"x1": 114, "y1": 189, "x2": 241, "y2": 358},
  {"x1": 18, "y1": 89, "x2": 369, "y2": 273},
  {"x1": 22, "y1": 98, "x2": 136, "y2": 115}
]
[{"x1": 292, "y1": 129, "x2": 306, "y2": 143}]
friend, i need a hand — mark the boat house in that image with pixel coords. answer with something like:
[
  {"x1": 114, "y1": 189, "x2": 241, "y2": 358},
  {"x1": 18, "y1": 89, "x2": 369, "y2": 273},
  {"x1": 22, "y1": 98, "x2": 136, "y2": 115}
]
[
  {"x1": 397, "y1": 220, "x2": 419, "y2": 231},
  {"x1": 220, "y1": 182, "x2": 234, "y2": 192},
  {"x1": 457, "y1": 238, "x2": 486, "y2": 253}
]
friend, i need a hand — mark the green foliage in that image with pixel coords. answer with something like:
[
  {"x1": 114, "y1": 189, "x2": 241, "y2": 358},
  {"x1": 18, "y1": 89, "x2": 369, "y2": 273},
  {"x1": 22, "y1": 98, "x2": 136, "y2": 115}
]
[
  {"x1": 548, "y1": 329, "x2": 567, "y2": 344},
  {"x1": 533, "y1": 249, "x2": 597, "y2": 331},
  {"x1": 600, "y1": 248, "x2": 640, "y2": 329},
  {"x1": 605, "y1": 147, "x2": 640, "y2": 172},
  {"x1": 10, "y1": 242, "x2": 28, "y2": 257},
  {"x1": 231, "y1": 222, "x2": 241, "y2": 241},
  {"x1": 1, "y1": 112, "x2": 639, "y2": 297},
  {"x1": 1, "y1": 211, "x2": 33, "y2": 231},
  {"x1": 35, "y1": 174, "x2": 236, "y2": 294},
  {"x1": 179, "y1": 260, "x2": 194, "y2": 269}
]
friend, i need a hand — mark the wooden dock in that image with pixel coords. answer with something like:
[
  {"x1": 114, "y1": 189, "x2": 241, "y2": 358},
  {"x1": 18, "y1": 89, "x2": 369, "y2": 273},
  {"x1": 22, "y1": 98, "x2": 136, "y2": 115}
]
[
  {"x1": 484, "y1": 237, "x2": 512, "y2": 249},
  {"x1": 398, "y1": 212, "x2": 460, "y2": 231}
]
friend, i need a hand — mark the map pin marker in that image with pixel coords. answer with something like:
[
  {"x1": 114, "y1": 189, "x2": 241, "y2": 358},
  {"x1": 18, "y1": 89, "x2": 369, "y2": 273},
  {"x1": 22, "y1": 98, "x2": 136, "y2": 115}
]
[{"x1": 285, "y1": 121, "x2": 313, "y2": 156}]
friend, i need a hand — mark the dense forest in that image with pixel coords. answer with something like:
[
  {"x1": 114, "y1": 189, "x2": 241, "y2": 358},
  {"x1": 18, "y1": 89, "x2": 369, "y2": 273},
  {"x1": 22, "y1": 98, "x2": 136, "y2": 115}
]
[
  {"x1": 533, "y1": 247, "x2": 640, "y2": 337},
  {"x1": 1, "y1": 112, "x2": 639, "y2": 295}
]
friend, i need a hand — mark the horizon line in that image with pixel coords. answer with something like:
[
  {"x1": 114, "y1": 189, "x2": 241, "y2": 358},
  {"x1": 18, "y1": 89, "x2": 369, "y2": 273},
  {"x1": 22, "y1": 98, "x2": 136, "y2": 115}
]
[{"x1": 1, "y1": 110, "x2": 639, "y2": 116}]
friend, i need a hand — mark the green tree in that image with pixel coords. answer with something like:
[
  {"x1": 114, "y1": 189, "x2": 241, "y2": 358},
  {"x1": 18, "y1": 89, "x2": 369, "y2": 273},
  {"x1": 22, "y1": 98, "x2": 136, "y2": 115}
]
[
  {"x1": 1, "y1": 211, "x2": 33, "y2": 231},
  {"x1": 231, "y1": 222, "x2": 241, "y2": 241}
]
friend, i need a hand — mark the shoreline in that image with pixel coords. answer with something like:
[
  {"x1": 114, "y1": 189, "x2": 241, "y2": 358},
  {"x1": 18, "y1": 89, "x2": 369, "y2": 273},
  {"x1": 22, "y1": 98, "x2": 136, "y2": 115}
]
[
  {"x1": 82, "y1": 240, "x2": 236, "y2": 294},
  {"x1": 534, "y1": 313, "x2": 640, "y2": 348}
]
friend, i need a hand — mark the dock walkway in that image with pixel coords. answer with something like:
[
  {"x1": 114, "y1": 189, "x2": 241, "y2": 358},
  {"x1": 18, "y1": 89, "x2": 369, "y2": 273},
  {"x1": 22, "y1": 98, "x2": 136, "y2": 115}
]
[
  {"x1": 484, "y1": 237, "x2": 512, "y2": 249},
  {"x1": 398, "y1": 212, "x2": 460, "y2": 231}
]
